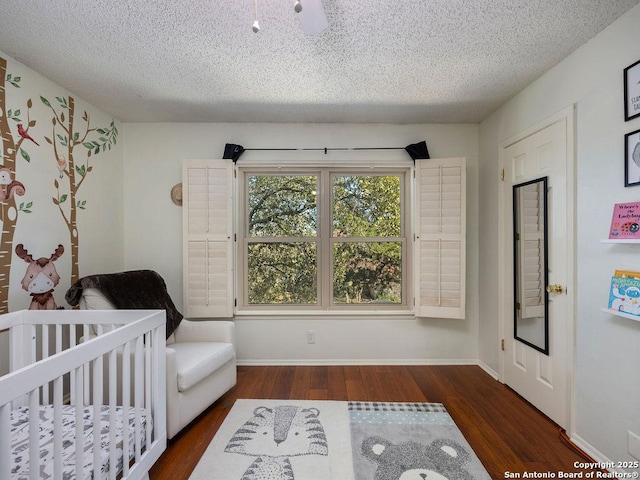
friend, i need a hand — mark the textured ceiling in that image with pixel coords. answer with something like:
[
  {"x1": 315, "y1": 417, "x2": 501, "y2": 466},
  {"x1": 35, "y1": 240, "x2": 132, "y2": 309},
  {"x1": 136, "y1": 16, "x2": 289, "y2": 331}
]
[{"x1": 0, "y1": 0, "x2": 638, "y2": 124}]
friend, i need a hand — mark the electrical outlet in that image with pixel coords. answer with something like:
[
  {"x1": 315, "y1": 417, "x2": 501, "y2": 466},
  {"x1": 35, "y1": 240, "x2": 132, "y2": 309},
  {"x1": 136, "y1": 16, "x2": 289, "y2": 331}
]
[
  {"x1": 306, "y1": 330, "x2": 316, "y2": 344},
  {"x1": 629, "y1": 431, "x2": 640, "y2": 460}
]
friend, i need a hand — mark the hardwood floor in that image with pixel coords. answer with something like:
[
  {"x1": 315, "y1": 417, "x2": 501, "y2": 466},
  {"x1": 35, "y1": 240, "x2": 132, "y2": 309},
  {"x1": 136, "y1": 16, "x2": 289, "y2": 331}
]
[{"x1": 149, "y1": 365, "x2": 598, "y2": 479}]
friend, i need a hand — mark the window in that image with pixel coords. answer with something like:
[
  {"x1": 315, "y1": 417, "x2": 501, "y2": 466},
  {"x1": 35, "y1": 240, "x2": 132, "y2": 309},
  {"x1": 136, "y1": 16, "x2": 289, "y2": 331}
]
[
  {"x1": 182, "y1": 158, "x2": 466, "y2": 319},
  {"x1": 239, "y1": 168, "x2": 409, "y2": 311},
  {"x1": 246, "y1": 174, "x2": 318, "y2": 305}
]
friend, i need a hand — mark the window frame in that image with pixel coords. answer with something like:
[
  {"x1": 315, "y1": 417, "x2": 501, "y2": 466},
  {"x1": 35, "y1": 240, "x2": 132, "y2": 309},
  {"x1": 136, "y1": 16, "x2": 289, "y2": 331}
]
[{"x1": 237, "y1": 166, "x2": 412, "y2": 313}]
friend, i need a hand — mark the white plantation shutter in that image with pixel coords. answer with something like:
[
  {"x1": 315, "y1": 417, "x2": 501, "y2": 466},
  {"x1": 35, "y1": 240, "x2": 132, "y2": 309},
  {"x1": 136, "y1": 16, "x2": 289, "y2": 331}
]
[
  {"x1": 183, "y1": 159, "x2": 234, "y2": 318},
  {"x1": 415, "y1": 158, "x2": 466, "y2": 319},
  {"x1": 518, "y1": 182, "x2": 545, "y2": 318}
]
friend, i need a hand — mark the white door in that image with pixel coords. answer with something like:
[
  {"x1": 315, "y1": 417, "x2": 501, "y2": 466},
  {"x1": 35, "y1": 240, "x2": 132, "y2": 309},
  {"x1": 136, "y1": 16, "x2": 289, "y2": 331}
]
[{"x1": 500, "y1": 108, "x2": 574, "y2": 428}]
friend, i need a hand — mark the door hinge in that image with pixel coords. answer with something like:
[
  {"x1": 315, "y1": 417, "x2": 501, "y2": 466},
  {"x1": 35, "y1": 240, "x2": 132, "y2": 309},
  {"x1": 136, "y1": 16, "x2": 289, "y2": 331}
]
[
  {"x1": 500, "y1": 168, "x2": 505, "y2": 181},
  {"x1": 501, "y1": 339, "x2": 505, "y2": 351}
]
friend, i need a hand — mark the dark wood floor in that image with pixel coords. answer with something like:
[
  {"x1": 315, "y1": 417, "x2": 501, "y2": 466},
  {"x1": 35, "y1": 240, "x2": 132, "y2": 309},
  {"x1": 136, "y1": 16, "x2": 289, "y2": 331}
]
[{"x1": 149, "y1": 365, "x2": 599, "y2": 479}]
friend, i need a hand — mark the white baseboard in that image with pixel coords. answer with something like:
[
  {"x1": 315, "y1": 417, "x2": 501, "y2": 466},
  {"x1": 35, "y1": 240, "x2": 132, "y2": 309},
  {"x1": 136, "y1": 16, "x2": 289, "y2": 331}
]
[
  {"x1": 236, "y1": 358, "x2": 481, "y2": 367},
  {"x1": 569, "y1": 433, "x2": 614, "y2": 467},
  {"x1": 477, "y1": 360, "x2": 499, "y2": 380}
]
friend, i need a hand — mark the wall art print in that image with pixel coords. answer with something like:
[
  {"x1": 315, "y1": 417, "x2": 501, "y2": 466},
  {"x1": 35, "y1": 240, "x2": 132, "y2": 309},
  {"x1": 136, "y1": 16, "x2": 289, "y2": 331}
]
[
  {"x1": 624, "y1": 128, "x2": 640, "y2": 187},
  {"x1": 624, "y1": 58, "x2": 640, "y2": 122}
]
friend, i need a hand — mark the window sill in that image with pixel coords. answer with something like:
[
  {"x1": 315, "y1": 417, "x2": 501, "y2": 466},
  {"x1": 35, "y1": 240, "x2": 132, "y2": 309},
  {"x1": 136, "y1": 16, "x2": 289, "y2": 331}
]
[{"x1": 234, "y1": 309, "x2": 415, "y2": 318}]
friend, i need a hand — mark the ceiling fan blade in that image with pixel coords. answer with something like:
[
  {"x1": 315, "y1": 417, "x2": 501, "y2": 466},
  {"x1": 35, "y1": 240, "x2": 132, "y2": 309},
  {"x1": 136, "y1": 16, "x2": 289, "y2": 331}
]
[{"x1": 297, "y1": 0, "x2": 329, "y2": 35}]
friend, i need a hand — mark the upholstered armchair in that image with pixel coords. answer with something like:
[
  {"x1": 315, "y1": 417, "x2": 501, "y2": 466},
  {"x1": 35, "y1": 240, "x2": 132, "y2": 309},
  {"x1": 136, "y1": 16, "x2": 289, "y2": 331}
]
[{"x1": 65, "y1": 270, "x2": 237, "y2": 439}]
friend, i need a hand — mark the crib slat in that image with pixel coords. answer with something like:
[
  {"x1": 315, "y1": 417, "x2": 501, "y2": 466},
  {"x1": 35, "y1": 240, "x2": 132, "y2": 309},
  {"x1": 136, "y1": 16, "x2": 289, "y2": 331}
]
[
  {"x1": 42, "y1": 325, "x2": 49, "y2": 402},
  {"x1": 74, "y1": 366, "x2": 84, "y2": 480},
  {"x1": 0, "y1": 403, "x2": 10, "y2": 480},
  {"x1": 53, "y1": 375, "x2": 63, "y2": 480},
  {"x1": 29, "y1": 389, "x2": 39, "y2": 480},
  {"x1": 108, "y1": 348, "x2": 117, "y2": 480},
  {"x1": 93, "y1": 354, "x2": 104, "y2": 480},
  {"x1": 145, "y1": 332, "x2": 152, "y2": 450},
  {"x1": 56, "y1": 324, "x2": 62, "y2": 354},
  {"x1": 28, "y1": 323, "x2": 36, "y2": 366},
  {"x1": 134, "y1": 335, "x2": 144, "y2": 461},
  {"x1": 83, "y1": 323, "x2": 90, "y2": 405},
  {"x1": 69, "y1": 324, "x2": 77, "y2": 405},
  {"x1": 122, "y1": 341, "x2": 131, "y2": 478}
]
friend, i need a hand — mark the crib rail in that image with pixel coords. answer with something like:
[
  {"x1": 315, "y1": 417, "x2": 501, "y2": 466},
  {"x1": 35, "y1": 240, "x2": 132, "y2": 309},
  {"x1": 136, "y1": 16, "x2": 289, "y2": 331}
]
[{"x1": 0, "y1": 309, "x2": 167, "y2": 480}]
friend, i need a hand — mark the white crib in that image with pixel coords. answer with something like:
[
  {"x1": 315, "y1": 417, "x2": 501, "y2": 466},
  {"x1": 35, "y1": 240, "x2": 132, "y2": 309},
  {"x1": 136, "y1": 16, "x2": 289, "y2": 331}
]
[{"x1": 0, "y1": 309, "x2": 167, "y2": 480}]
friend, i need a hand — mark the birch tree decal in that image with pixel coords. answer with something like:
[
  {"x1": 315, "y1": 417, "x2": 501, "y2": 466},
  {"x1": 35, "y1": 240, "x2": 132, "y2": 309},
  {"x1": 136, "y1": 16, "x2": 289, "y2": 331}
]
[
  {"x1": 40, "y1": 94, "x2": 117, "y2": 284},
  {"x1": 0, "y1": 56, "x2": 33, "y2": 313}
]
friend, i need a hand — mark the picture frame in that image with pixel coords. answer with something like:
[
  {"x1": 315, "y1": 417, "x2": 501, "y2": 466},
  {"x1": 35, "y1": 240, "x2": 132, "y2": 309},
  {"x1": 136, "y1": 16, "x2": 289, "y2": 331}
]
[
  {"x1": 625, "y1": 128, "x2": 640, "y2": 187},
  {"x1": 624, "y1": 59, "x2": 640, "y2": 121}
]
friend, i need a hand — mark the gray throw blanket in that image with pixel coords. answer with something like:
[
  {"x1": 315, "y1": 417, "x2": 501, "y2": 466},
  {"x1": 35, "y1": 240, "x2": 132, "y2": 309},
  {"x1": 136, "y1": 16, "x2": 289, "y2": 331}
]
[{"x1": 65, "y1": 270, "x2": 182, "y2": 339}]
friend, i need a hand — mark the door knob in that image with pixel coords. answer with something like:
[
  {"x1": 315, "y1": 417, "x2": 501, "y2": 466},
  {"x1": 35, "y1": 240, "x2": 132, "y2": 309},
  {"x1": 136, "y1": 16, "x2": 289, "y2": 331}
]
[{"x1": 546, "y1": 284, "x2": 564, "y2": 294}]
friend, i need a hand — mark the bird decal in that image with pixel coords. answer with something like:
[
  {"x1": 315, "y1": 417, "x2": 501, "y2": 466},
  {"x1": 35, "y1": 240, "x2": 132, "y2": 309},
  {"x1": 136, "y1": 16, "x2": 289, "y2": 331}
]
[
  {"x1": 17, "y1": 123, "x2": 39, "y2": 146},
  {"x1": 56, "y1": 154, "x2": 66, "y2": 178}
]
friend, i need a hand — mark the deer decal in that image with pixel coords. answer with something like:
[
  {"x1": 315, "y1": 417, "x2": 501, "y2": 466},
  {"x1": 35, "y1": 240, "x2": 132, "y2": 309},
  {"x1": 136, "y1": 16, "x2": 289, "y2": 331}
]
[{"x1": 16, "y1": 244, "x2": 64, "y2": 310}]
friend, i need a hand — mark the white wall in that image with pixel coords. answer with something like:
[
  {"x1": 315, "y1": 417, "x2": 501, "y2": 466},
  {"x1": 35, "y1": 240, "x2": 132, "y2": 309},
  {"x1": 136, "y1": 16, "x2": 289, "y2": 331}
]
[
  {"x1": 123, "y1": 122, "x2": 481, "y2": 364},
  {"x1": 479, "y1": 3, "x2": 640, "y2": 466}
]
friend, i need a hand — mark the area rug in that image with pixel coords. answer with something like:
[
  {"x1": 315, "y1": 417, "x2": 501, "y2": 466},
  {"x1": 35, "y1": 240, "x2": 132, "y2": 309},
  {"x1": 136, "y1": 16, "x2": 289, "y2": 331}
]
[{"x1": 189, "y1": 399, "x2": 490, "y2": 480}]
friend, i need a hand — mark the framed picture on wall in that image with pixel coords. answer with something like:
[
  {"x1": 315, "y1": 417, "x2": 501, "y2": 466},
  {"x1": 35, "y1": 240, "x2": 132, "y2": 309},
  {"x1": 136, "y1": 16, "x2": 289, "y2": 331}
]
[
  {"x1": 625, "y1": 128, "x2": 640, "y2": 187},
  {"x1": 624, "y1": 59, "x2": 640, "y2": 121}
]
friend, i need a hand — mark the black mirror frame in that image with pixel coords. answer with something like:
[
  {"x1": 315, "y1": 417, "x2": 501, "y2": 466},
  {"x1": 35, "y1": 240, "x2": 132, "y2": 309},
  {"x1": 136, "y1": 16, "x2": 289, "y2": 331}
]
[{"x1": 512, "y1": 176, "x2": 550, "y2": 355}]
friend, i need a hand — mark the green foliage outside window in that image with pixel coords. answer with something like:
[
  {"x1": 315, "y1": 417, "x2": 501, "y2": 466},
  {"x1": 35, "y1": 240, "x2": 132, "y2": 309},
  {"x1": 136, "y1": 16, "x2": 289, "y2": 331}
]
[{"x1": 246, "y1": 173, "x2": 402, "y2": 306}]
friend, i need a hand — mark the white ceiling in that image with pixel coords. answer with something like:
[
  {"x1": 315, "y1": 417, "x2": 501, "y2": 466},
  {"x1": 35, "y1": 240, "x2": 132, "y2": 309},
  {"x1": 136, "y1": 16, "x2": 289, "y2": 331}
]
[{"x1": 0, "y1": 0, "x2": 638, "y2": 124}]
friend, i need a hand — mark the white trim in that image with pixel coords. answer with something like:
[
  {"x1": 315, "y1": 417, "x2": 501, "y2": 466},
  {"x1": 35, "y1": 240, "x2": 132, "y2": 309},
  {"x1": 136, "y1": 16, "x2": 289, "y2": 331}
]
[
  {"x1": 477, "y1": 360, "x2": 499, "y2": 380},
  {"x1": 237, "y1": 158, "x2": 414, "y2": 169},
  {"x1": 236, "y1": 165, "x2": 412, "y2": 311},
  {"x1": 501, "y1": 105, "x2": 575, "y2": 148},
  {"x1": 569, "y1": 433, "x2": 615, "y2": 469},
  {"x1": 237, "y1": 358, "x2": 481, "y2": 366},
  {"x1": 234, "y1": 311, "x2": 417, "y2": 318},
  {"x1": 497, "y1": 104, "x2": 576, "y2": 435}
]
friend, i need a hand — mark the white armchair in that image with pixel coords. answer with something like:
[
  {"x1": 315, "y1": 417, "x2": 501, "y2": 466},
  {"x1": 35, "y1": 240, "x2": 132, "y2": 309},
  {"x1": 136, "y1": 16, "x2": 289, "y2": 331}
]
[
  {"x1": 164, "y1": 317, "x2": 236, "y2": 439},
  {"x1": 66, "y1": 271, "x2": 237, "y2": 439}
]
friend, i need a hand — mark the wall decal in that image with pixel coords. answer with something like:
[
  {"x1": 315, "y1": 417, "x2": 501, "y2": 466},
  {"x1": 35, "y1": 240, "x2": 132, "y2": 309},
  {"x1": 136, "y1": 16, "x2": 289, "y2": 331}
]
[
  {"x1": 39, "y1": 95, "x2": 118, "y2": 285},
  {"x1": 0, "y1": 57, "x2": 35, "y2": 313},
  {"x1": 15, "y1": 244, "x2": 64, "y2": 310},
  {"x1": 0, "y1": 167, "x2": 25, "y2": 202}
]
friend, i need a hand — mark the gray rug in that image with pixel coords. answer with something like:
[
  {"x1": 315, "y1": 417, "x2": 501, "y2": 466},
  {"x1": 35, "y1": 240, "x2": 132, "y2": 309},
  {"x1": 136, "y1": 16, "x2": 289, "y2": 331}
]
[{"x1": 189, "y1": 399, "x2": 490, "y2": 480}]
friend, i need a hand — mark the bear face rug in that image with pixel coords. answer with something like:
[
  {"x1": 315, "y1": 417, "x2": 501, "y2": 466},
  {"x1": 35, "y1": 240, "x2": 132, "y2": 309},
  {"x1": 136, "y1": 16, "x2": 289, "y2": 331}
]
[{"x1": 189, "y1": 399, "x2": 490, "y2": 480}]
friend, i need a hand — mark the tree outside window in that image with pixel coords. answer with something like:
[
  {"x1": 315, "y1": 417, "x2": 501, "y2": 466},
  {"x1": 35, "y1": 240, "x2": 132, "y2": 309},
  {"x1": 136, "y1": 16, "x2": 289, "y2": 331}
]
[{"x1": 243, "y1": 170, "x2": 405, "y2": 309}]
